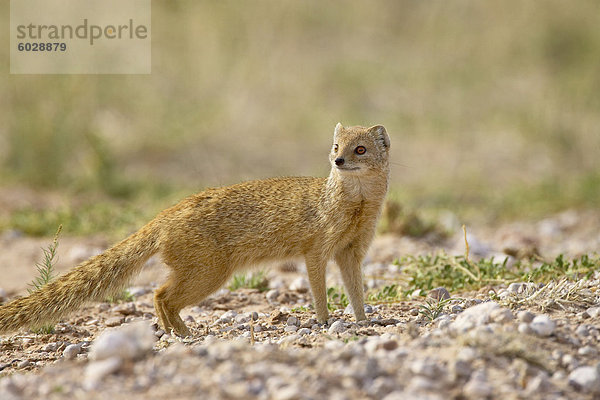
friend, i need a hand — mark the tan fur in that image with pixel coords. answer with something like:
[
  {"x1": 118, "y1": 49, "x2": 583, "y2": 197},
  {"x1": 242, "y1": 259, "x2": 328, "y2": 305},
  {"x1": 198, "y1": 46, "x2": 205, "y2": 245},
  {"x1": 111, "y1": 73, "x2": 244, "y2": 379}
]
[{"x1": 0, "y1": 124, "x2": 390, "y2": 336}]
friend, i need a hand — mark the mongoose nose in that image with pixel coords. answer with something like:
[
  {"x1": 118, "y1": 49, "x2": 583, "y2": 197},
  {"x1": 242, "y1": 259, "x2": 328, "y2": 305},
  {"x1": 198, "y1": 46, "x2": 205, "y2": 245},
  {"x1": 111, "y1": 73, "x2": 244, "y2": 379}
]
[{"x1": 335, "y1": 158, "x2": 345, "y2": 166}]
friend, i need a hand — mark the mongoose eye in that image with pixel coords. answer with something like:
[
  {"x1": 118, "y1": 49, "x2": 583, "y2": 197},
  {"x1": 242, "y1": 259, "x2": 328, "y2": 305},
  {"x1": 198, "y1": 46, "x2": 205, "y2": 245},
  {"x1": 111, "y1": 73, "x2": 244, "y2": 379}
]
[
  {"x1": 333, "y1": 144, "x2": 339, "y2": 153},
  {"x1": 355, "y1": 146, "x2": 366, "y2": 155}
]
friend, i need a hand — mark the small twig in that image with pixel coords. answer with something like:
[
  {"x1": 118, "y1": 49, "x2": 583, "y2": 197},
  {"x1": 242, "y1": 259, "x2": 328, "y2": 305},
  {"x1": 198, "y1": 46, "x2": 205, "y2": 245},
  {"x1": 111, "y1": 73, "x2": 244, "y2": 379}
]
[
  {"x1": 449, "y1": 257, "x2": 479, "y2": 282},
  {"x1": 462, "y1": 224, "x2": 470, "y2": 262},
  {"x1": 462, "y1": 225, "x2": 481, "y2": 281}
]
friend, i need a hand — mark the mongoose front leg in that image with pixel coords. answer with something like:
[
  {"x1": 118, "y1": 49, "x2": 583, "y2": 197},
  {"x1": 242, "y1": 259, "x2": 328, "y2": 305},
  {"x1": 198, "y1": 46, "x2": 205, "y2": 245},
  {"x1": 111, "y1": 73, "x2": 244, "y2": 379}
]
[
  {"x1": 305, "y1": 255, "x2": 329, "y2": 323},
  {"x1": 334, "y1": 246, "x2": 367, "y2": 321}
]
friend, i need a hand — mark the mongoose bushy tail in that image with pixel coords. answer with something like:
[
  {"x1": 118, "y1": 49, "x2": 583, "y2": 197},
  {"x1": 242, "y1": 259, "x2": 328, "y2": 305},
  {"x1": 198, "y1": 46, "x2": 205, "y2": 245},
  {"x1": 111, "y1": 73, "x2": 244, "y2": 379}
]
[{"x1": 0, "y1": 219, "x2": 161, "y2": 333}]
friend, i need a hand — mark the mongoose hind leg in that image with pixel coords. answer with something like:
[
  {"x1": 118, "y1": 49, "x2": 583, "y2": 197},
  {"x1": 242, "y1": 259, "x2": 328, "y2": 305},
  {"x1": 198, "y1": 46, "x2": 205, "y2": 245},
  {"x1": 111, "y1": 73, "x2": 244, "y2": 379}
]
[
  {"x1": 335, "y1": 248, "x2": 367, "y2": 321},
  {"x1": 154, "y1": 263, "x2": 234, "y2": 336},
  {"x1": 154, "y1": 279, "x2": 191, "y2": 336}
]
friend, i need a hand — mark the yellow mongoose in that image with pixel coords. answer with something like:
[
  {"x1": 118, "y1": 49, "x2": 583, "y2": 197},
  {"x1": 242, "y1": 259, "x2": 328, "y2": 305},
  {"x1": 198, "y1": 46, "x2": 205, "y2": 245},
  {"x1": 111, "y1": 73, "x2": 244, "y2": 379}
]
[{"x1": 0, "y1": 123, "x2": 390, "y2": 336}]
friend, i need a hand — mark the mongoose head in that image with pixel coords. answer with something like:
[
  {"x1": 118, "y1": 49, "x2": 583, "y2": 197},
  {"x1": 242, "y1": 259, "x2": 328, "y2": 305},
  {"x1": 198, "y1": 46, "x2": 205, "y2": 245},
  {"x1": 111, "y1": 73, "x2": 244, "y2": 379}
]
[{"x1": 329, "y1": 123, "x2": 390, "y2": 177}]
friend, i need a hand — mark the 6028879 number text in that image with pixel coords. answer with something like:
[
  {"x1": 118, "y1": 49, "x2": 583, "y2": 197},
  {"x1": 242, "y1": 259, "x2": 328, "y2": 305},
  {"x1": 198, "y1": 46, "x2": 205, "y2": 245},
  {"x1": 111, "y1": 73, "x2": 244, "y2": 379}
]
[{"x1": 17, "y1": 42, "x2": 67, "y2": 52}]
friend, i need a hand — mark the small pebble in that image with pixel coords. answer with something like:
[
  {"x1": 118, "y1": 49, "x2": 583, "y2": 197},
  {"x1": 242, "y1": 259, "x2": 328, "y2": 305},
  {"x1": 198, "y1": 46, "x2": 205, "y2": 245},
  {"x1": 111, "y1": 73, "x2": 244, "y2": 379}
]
[
  {"x1": 265, "y1": 289, "x2": 279, "y2": 303},
  {"x1": 578, "y1": 346, "x2": 597, "y2": 357},
  {"x1": 428, "y1": 287, "x2": 451, "y2": 301},
  {"x1": 289, "y1": 277, "x2": 309, "y2": 292},
  {"x1": 112, "y1": 302, "x2": 136, "y2": 316},
  {"x1": 451, "y1": 359, "x2": 472, "y2": 378},
  {"x1": 300, "y1": 318, "x2": 317, "y2": 328},
  {"x1": 409, "y1": 358, "x2": 443, "y2": 378},
  {"x1": 297, "y1": 328, "x2": 311, "y2": 336},
  {"x1": 507, "y1": 282, "x2": 526, "y2": 294},
  {"x1": 575, "y1": 325, "x2": 590, "y2": 337},
  {"x1": 89, "y1": 321, "x2": 155, "y2": 361},
  {"x1": 84, "y1": 357, "x2": 122, "y2": 389},
  {"x1": 379, "y1": 340, "x2": 398, "y2": 351},
  {"x1": 568, "y1": 366, "x2": 600, "y2": 393},
  {"x1": 105, "y1": 316, "x2": 125, "y2": 327},
  {"x1": 490, "y1": 308, "x2": 514, "y2": 323},
  {"x1": 43, "y1": 342, "x2": 58, "y2": 352},
  {"x1": 63, "y1": 344, "x2": 81, "y2": 360},
  {"x1": 463, "y1": 370, "x2": 493, "y2": 398},
  {"x1": 235, "y1": 314, "x2": 250, "y2": 324},
  {"x1": 530, "y1": 315, "x2": 555, "y2": 337},
  {"x1": 562, "y1": 354, "x2": 579, "y2": 370},
  {"x1": 586, "y1": 307, "x2": 600, "y2": 318},
  {"x1": 450, "y1": 305, "x2": 463, "y2": 314},
  {"x1": 328, "y1": 320, "x2": 346, "y2": 334},
  {"x1": 518, "y1": 322, "x2": 533, "y2": 335},
  {"x1": 517, "y1": 310, "x2": 535, "y2": 323}
]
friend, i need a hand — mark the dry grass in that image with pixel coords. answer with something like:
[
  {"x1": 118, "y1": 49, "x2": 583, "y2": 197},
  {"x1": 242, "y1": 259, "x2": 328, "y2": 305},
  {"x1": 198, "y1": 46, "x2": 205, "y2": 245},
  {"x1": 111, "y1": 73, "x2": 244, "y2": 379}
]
[{"x1": 499, "y1": 278, "x2": 599, "y2": 313}]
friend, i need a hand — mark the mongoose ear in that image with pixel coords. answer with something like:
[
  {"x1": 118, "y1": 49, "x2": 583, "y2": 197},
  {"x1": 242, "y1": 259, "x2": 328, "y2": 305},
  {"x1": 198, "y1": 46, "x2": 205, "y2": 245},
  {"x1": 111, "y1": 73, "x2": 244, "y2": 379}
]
[
  {"x1": 334, "y1": 122, "x2": 344, "y2": 139},
  {"x1": 368, "y1": 125, "x2": 390, "y2": 149}
]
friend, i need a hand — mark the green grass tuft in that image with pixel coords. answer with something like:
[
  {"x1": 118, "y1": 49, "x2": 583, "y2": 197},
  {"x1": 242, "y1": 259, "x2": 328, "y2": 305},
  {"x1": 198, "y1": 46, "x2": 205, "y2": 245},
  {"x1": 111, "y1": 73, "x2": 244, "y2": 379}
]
[
  {"x1": 105, "y1": 289, "x2": 135, "y2": 304},
  {"x1": 228, "y1": 271, "x2": 269, "y2": 292},
  {"x1": 418, "y1": 297, "x2": 453, "y2": 322},
  {"x1": 28, "y1": 225, "x2": 62, "y2": 334},
  {"x1": 396, "y1": 253, "x2": 600, "y2": 296},
  {"x1": 326, "y1": 286, "x2": 349, "y2": 311},
  {"x1": 367, "y1": 284, "x2": 400, "y2": 304}
]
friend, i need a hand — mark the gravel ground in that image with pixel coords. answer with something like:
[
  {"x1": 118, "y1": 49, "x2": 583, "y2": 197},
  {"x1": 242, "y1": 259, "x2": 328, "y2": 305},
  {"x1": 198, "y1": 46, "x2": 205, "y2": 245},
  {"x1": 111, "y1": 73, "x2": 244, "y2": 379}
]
[{"x1": 0, "y1": 209, "x2": 599, "y2": 399}]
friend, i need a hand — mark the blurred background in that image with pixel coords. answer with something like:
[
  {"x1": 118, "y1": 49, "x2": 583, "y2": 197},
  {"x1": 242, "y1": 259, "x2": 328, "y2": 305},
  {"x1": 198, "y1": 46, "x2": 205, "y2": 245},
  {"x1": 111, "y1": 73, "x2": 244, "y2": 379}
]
[{"x1": 1, "y1": 0, "x2": 599, "y2": 238}]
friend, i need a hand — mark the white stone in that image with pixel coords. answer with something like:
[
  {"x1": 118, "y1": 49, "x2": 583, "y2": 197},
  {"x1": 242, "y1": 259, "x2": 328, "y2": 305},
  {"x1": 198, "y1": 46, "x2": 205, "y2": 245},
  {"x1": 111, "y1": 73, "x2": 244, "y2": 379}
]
[
  {"x1": 233, "y1": 313, "x2": 249, "y2": 324},
  {"x1": 265, "y1": 289, "x2": 279, "y2": 303},
  {"x1": 518, "y1": 323, "x2": 533, "y2": 335},
  {"x1": 84, "y1": 357, "x2": 122, "y2": 389},
  {"x1": 530, "y1": 315, "x2": 556, "y2": 337},
  {"x1": 450, "y1": 302, "x2": 500, "y2": 334},
  {"x1": 517, "y1": 310, "x2": 535, "y2": 322},
  {"x1": 578, "y1": 346, "x2": 597, "y2": 357},
  {"x1": 89, "y1": 321, "x2": 155, "y2": 361},
  {"x1": 43, "y1": 342, "x2": 58, "y2": 352},
  {"x1": 409, "y1": 357, "x2": 443, "y2": 378},
  {"x1": 457, "y1": 346, "x2": 479, "y2": 362},
  {"x1": 490, "y1": 308, "x2": 514, "y2": 323},
  {"x1": 277, "y1": 335, "x2": 299, "y2": 345},
  {"x1": 464, "y1": 370, "x2": 493, "y2": 397},
  {"x1": 576, "y1": 325, "x2": 590, "y2": 337},
  {"x1": 586, "y1": 306, "x2": 600, "y2": 318},
  {"x1": 217, "y1": 310, "x2": 237, "y2": 324},
  {"x1": 288, "y1": 277, "x2": 309, "y2": 292},
  {"x1": 569, "y1": 366, "x2": 600, "y2": 393},
  {"x1": 62, "y1": 344, "x2": 81, "y2": 360},
  {"x1": 328, "y1": 320, "x2": 346, "y2": 334},
  {"x1": 297, "y1": 328, "x2": 311, "y2": 336},
  {"x1": 507, "y1": 282, "x2": 526, "y2": 294}
]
